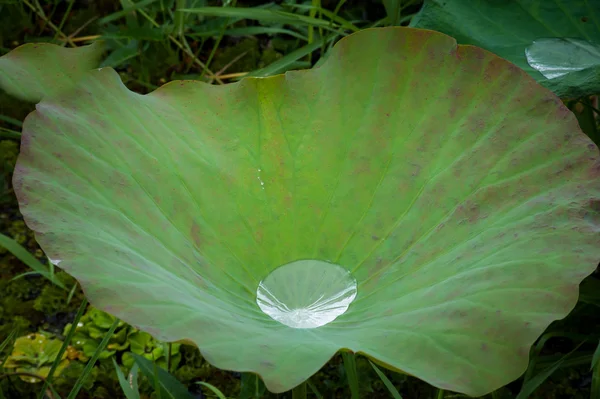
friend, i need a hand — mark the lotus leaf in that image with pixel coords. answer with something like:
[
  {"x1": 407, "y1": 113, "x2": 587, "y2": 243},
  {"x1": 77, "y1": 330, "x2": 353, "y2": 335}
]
[
  {"x1": 3, "y1": 27, "x2": 600, "y2": 395},
  {"x1": 0, "y1": 42, "x2": 103, "y2": 103},
  {"x1": 3, "y1": 333, "x2": 69, "y2": 382},
  {"x1": 411, "y1": 0, "x2": 600, "y2": 98}
]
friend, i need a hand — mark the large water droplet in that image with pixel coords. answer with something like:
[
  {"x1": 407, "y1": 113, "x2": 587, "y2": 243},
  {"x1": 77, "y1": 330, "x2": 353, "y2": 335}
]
[
  {"x1": 525, "y1": 38, "x2": 600, "y2": 80},
  {"x1": 256, "y1": 260, "x2": 357, "y2": 329}
]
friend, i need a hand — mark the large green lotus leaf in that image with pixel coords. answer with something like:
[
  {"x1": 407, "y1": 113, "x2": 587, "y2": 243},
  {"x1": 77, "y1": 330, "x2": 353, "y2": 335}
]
[
  {"x1": 411, "y1": 0, "x2": 600, "y2": 98},
  {"x1": 13, "y1": 27, "x2": 600, "y2": 395},
  {"x1": 0, "y1": 42, "x2": 103, "y2": 102}
]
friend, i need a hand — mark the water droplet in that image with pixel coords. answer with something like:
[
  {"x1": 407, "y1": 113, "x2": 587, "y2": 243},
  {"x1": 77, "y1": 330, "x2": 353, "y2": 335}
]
[
  {"x1": 257, "y1": 168, "x2": 265, "y2": 189},
  {"x1": 525, "y1": 38, "x2": 600, "y2": 79},
  {"x1": 48, "y1": 257, "x2": 61, "y2": 266},
  {"x1": 256, "y1": 260, "x2": 357, "y2": 329}
]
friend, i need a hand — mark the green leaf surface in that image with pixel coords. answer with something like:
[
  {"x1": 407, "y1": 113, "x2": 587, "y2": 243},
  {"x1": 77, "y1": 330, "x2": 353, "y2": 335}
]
[
  {"x1": 133, "y1": 353, "x2": 194, "y2": 399},
  {"x1": 0, "y1": 42, "x2": 103, "y2": 103},
  {"x1": 12, "y1": 27, "x2": 600, "y2": 396},
  {"x1": 411, "y1": 0, "x2": 600, "y2": 98}
]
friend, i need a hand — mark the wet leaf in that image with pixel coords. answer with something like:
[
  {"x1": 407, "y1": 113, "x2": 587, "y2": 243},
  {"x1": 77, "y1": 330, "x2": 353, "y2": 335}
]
[
  {"x1": 411, "y1": 0, "x2": 600, "y2": 98},
  {"x1": 0, "y1": 42, "x2": 103, "y2": 103},
  {"x1": 10, "y1": 27, "x2": 600, "y2": 396}
]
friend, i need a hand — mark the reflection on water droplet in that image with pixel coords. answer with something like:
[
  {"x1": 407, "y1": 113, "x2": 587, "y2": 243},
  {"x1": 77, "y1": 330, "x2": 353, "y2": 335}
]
[
  {"x1": 525, "y1": 38, "x2": 600, "y2": 79},
  {"x1": 256, "y1": 260, "x2": 357, "y2": 329},
  {"x1": 257, "y1": 168, "x2": 265, "y2": 189},
  {"x1": 48, "y1": 257, "x2": 61, "y2": 266}
]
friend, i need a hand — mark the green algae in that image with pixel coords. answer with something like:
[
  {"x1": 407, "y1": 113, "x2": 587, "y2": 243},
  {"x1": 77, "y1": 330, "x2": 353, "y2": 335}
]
[
  {"x1": 121, "y1": 330, "x2": 181, "y2": 372},
  {"x1": 3, "y1": 333, "x2": 69, "y2": 383},
  {"x1": 64, "y1": 307, "x2": 131, "y2": 361}
]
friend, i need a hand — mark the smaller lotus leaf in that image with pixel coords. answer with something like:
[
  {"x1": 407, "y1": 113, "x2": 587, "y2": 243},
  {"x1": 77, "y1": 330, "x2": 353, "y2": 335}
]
[
  {"x1": 4, "y1": 333, "x2": 69, "y2": 382},
  {"x1": 411, "y1": 0, "x2": 600, "y2": 98},
  {"x1": 9, "y1": 27, "x2": 600, "y2": 395},
  {"x1": 0, "y1": 41, "x2": 103, "y2": 103}
]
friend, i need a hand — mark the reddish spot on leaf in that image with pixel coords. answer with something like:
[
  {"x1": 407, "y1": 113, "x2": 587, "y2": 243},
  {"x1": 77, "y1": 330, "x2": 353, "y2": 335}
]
[{"x1": 191, "y1": 222, "x2": 202, "y2": 248}]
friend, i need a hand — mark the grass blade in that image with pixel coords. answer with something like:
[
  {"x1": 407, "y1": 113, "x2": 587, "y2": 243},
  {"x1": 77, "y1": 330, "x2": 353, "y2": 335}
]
[
  {"x1": 67, "y1": 317, "x2": 119, "y2": 399},
  {"x1": 189, "y1": 26, "x2": 308, "y2": 41},
  {"x1": 48, "y1": 384, "x2": 62, "y2": 399},
  {"x1": 0, "y1": 114, "x2": 23, "y2": 127},
  {"x1": 99, "y1": 0, "x2": 161, "y2": 24},
  {"x1": 592, "y1": 342, "x2": 600, "y2": 369},
  {"x1": 369, "y1": 360, "x2": 403, "y2": 399},
  {"x1": 342, "y1": 352, "x2": 359, "y2": 399},
  {"x1": 382, "y1": 0, "x2": 402, "y2": 25},
  {"x1": 288, "y1": 4, "x2": 360, "y2": 31},
  {"x1": 0, "y1": 233, "x2": 65, "y2": 288},
  {"x1": 37, "y1": 298, "x2": 88, "y2": 399},
  {"x1": 66, "y1": 282, "x2": 78, "y2": 305},
  {"x1": 179, "y1": 6, "x2": 344, "y2": 33},
  {"x1": 174, "y1": 0, "x2": 187, "y2": 37},
  {"x1": 0, "y1": 126, "x2": 21, "y2": 139},
  {"x1": 593, "y1": 340, "x2": 600, "y2": 370},
  {"x1": 245, "y1": 34, "x2": 335, "y2": 78},
  {"x1": 130, "y1": 362, "x2": 140, "y2": 393},
  {"x1": 516, "y1": 340, "x2": 586, "y2": 399},
  {"x1": 521, "y1": 332, "x2": 581, "y2": 384},
  {"x1": 291, "y1": 382, "x2": 307, "y2": 399},
  {"x1": 307, "y1": 380, "x2": 323, "y2": 399},
  {"x1": 195, "y1": 381, "x2": 227, "y2": 399},
  {"x1": 593, "y1": 360, "x2": 600, "y2": 399},
  {"x1": 0, "y1": 329, "x2": 17, "y2": 360},
  {"x1": 133, "y1": 353, "x2": 194, "y2": 399},
  {"x1": 592, "y1": 340, "x2": 600, "y2": 399},
  {"x1": 240, "y1": 373, "x2": 265, "y2": 399},
  {"x1": 113, "y1": 358, "x2": 140, "y2": 399}
]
